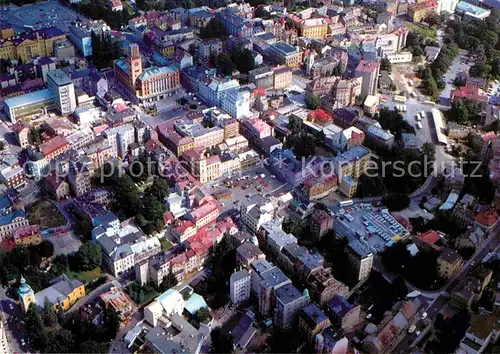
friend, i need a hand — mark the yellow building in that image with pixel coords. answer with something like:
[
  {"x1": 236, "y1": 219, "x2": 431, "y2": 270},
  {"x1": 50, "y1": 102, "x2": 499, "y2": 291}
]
[
  {"x1": 13, "y1": 225, "x2": 42, "y2": 247},
  {"x1": 0, "y1": 27, "x2": 67, "y2": 62},
  {"x1": 18, "y1": 274, "x2": 85, "y2": 313},
  {"x1": 437, "y1": 248, "x2": 463, "y2": 279},
  {"x1": 299, "y1": 19, "x2": 328, "y2": 39},
  {"x1": 408, "y1": 2, "x2": 437, "y2": 22}
]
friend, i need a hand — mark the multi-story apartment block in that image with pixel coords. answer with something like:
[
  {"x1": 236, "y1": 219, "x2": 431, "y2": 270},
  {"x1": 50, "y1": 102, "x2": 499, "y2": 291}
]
[
  {"x1": 272, "y1": 66, "x2": 293, "y2": 90},
  {"x1": 355, "y1": 59, "x2": 380, "y2": 98},
  {"x1": 114, "y1": 44, "x2": 181, "y2": 102},
  {"x1": 103, "y1": 123, "x2": 135, "y2": 158},
  {"x1": 68, "y1": 20, "x2": 110, "y2": 57},
  {"x1": 346, "y1": 240, "x2": 374, "y2": 281},
  {"x1": 198, "y1": 39, "x2": 223, "y2": 59},
  {"x1": 298, "y1": 304, "x2": 331, "y2": 343},
  {"x1": 0, "y1": 27, "x2": 67, "y2": 62},
  {"x1": 67, "y1": 163, "x2": 91, "y2": 197},
  {"x1": 297, "y1": 18, "x2": 328, "y2": 39},
  {"x1": 253, "y1": 263, "x2": 292, "y2": 316},
  {"x1": 274, "y1": 284, "x2": 309, "y2": 331},
  {"x1": 268, "y1": 42, "x2": 301, "y2": 68},
  {"x1": 437, "y1": 247, "x2": 463, "y2": 279},
  {"x1": 182, "y1": 148, "x2": 221, "y2": 183},
  {"x1": 0, "y1": 156, "x2": 25, "y2": 189},
  {"x1": 198, "y1": 77, "x2": 240, "y2": 107},
  {"x1": 248, "y1": 66, "x2": 275, "y2": 89},
  {"x1": 221, "y1": 88, "x2": 251, "y2": 119},
  {"x1": 332, "y1": 146, "x2": 371, "y2": 183},
  {"x1": 309, "y1": 210, "x2": 334, "y2": 242},
  {"x1": 230, "y1": 270, "x2": 251, "y2": 304},
  {"x1": 332, "y1": 77, "x2": 362, "y2": 107},
  {"x1": 46, "y1": 69, "x2": 76, "y2": 115},
  {"x1": 306, "y1": 267, "x2": 349, "y2": 307}
]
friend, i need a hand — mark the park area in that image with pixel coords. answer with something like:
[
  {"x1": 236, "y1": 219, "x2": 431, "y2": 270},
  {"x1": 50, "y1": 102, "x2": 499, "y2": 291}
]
[
  {"x1": 27, "y1": 200, "x2": 66, "y2": 229},
  {"x1": 125, "y1": 281, "x2": 159, "y2": 305},
  {"x1": 402, "y1": 21, "x2": 436, "y2": 39}
]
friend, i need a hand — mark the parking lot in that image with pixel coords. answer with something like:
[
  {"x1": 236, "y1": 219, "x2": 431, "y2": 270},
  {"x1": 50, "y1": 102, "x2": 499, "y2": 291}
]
[
  {"x1": 1, "y1": 0, "x2": 80, "y2": 33},
  {"x1": 204, "y1": 166, "x2": 291, "y2": 215}
]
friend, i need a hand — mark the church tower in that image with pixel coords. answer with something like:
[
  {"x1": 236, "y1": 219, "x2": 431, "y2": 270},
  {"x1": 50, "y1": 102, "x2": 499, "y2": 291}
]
[
  {"x1": 128, "y1": 43, "x2": 143, "y2": 89},
  {"x1": 17, "y1": 276, "x2": 35, "y2": 313}
]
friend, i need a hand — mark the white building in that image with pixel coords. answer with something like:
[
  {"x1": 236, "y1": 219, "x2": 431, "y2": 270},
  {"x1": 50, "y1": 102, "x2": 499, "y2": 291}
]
[
  {"x1": 346, "y1": 240, "x2": 374, "y2": 281},
  {"x1": 0, "y1": 210, "x2": 29, "y2": 242},
  {"x1": 230, "y1": 270, "x2": 251, "y2": 305},
  {"x1": 436, "y1": 0, "x2": 459, "y2": 14},
  {"x1": 221, "y1": 88, "x2": 251, "y2": 119},
  {"x1": 103, "y1": 123, "x2": 135, "y2": 158},
  {"x1": 240, "y1": 196, "x2": 275, "y2": 233},
  {"x1": 46, "y1": 69, "x2": 77, "y2": 115},
  {"x1": 144, "y1": 289, "x2": 185, "y2": 327},
  {"x1": 385, "y1": 52, "x2": 413, "y2": 63}
]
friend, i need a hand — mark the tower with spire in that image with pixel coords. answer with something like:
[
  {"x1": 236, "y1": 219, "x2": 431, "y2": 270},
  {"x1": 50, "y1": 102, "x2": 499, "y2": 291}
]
[{"x1": 17, "y1": 276, "x2": 35, "y2": 313}]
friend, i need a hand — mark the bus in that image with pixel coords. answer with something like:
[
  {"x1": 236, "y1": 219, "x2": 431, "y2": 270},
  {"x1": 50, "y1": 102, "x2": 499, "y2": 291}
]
[
  {"x1": 394, "y1": 95, "x2": 406, "y2": 103},
  {"x1": 339, "y1": 200, "x2": 354, "y2": 207}
]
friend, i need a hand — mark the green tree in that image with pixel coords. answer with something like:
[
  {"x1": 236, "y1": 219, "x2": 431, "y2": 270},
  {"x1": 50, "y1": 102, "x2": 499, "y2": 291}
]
[
  {"x1": 102, "y1": 306, "x2": 120, "y2": 342},
  {"x1": 159, "y1": 269, "x2": 178, "y2": 291},
  {"x1": 199, "y1": 18, "x2": 228, "y2": 40},
  {"x1": 210, "y1": 327, "x2": 233, "y2": 353},
  {"x1": 305, "y1": 94, "x2": 321, "y2": 109},
  {"x1": 215, "y1": 52, "x2": 236, "y2": 76},
  {"x1": 71, "y1": 242, "x2": 101, "y2": 272},
  {"x1": 25, "y1": 303, "x2": 48, "y2": 351},
  {"x1": 255, "y1": 6, "x2": 271, "y2": 18},
  {"x1": 78, "y1": 340, "x2": 109, "y2": 353},
  {"x1": 42, "y1": 297, "x2": 58, "y2": 327},
  {"x1": 230, "y1": 45, "x2": 255, "y2": 74},
  {"x1": 29, "y1": 127, "x2": 42, "y2": 145},
  {"x1": 38, "y1": 240, "x2": 54, "y2": 258},
  {"x1": 380, "y1": 57, "x2": 392, "y2": 72},
  {"x1": 145, "y1": 177, "x2": 170, "y2": 202}
]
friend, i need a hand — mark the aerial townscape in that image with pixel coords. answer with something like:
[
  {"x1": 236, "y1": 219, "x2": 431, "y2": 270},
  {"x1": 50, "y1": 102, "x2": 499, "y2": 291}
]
[{"x1": 0, "y1": 0, "x2": 500, "y2": 352}]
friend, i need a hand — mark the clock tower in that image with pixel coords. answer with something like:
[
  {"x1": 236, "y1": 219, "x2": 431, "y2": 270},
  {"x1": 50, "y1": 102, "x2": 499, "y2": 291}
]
[{"x1": 128, "y1": 43, "x2": 142, "y2": 88}]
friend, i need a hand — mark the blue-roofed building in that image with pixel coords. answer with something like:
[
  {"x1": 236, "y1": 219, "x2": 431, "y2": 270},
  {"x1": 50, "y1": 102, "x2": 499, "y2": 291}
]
[
  {"x1": 4, "y1": 89, "x2": 55, "y2": 123},
  {"x1": 0, "y1": 209, "x2": 29, "y2": 241},
  {"x1": 268, "y1": 41, "x2": 301, "y2": 67},
  {"x1": 366, "y1": 124, "x2": 395, "y2": 147},
  {"x1": 298, "y1": 304, "x2": 331, "y2": 342},
  {"x1": 184, "y1": 292, "x2": 208, "y2": 315},
  {"x1": 327, "y1": 294, "x2": 361, "y2": 330},
  {"x1": 315, "y1": 326, "x2": 349, "y2": 354}
]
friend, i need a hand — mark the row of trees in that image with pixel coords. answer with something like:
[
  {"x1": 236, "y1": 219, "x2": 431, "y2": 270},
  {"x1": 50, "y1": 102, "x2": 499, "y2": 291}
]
[
  {"x1": 419, "y1": 41, "x2": 459, "y2": 101},
  {"x1": 448, "y1": 98, "x2": 485, "y2": 125},
  {"x1": 25, "y1": 301, "x2": 119, "y2": 353},
  {"x1": 136, "y1": 0, "x2": 214, "y2": 11}
]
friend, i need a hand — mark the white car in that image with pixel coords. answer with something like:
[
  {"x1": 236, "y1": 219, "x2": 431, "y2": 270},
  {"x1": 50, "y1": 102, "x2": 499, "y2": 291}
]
[{"x1": 421, "y1": 312, "x2": 428, "y2": 320}]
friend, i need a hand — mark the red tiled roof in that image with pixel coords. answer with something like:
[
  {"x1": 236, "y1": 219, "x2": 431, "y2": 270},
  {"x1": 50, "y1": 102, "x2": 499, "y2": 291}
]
[
  {"x1": 414, "y1": 230, "x2": 440, "y2": 251},
  {"x1": 40, "y1": 135, "x2": 69, "y2": 157},
  {"x1": 356, "y1": 59, "x2": 380, "y2": 74},
  {"x1": 475, "y1": 210, "x2": 498, "y2": 227},
  {"x1": 451, "y1": 86, "x2": 488, "y2": 103},
  {"x1": 189, "y1": 201, "x2": 218, "y2": 222},
  {"x1": 163, "y1": 211, "x2": 174, "y2": 225},
  {"x1": 1, "y1": 239, "x2": 15, "y2": 252}
]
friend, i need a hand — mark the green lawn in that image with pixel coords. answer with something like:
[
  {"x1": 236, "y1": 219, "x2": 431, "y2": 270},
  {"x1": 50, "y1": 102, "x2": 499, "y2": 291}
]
[
  {"x1": 125, "y1": 281, "x2": 159, "y2": 305},
  {"x1": 67, "y1": 267, "x2": 104, "y2": 284},
  {"x1": 160, "y1": 238, "x2": 173, "y2": 251},
  {"x1": 402, "y1": 21, "x2": 436, "y2": 39}
]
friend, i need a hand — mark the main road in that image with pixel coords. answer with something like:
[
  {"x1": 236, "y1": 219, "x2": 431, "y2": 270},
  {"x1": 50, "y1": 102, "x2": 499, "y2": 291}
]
[{"x1": 389, "y1": 224, "x2": 500, "y2": 353}]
